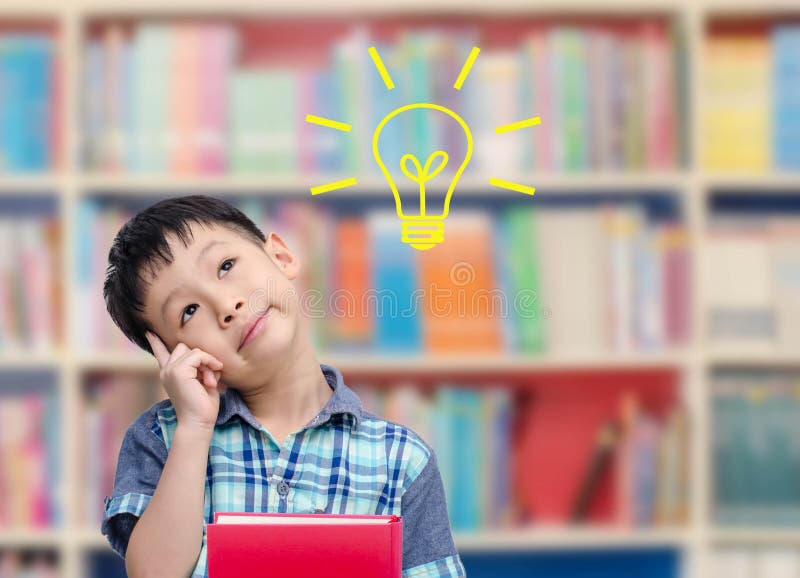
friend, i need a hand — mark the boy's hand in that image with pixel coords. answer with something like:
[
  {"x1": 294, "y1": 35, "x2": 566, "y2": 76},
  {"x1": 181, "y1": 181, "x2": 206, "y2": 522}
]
[{"x1": 145, "y1": 331, "x2": 225, "y2": 433}]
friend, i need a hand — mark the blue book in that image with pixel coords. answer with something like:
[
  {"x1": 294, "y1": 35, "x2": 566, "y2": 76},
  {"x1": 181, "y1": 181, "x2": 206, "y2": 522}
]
[
  {"x1": 368, "y1": 211, "x2": 421, "y2": 353},
  {"x1": 24, "y1": 36, "x2": 53, "y2": 170},
  {"x1": 369, "y1": 40, "x2": 404, "y2": 179},
  {"x1": 44, "y1": 389, "x2": 60, "y2": 526},
  {"x1": 75, "y1": 200, "x2": 99, "y2": 351},
  {"x1": 311, "y1": 69, "x2": 344, "y2": 173},
  {"x1": 432, "y1": 388, "x2": 455, "y2": 524},
  {"x1": 450, "y1": 387, "x2": 482, "y2": 531},
  {"x1": 489, "y1": 388, "x2": 512, "y2": 527},
  {"x1": 773, "y1": 25, "x2": 800, "y2": 170},
  {"x1": 82, "y1": 40, "x2": 104, "y2": 169},
  {"x1": 0, "y1": 36, "x2": 28, "y2": 171}
]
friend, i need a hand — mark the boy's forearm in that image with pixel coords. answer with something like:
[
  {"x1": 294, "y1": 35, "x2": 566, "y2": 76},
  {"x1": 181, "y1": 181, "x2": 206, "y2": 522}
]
[{"x1": 125, "y1": 424, "x2": 213, "y2": 578}]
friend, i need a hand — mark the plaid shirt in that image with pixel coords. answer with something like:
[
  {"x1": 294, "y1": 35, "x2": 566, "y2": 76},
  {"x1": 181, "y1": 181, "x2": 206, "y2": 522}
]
[{"x1": 101, "y1": 363, "x2": 466, "y2": 577}]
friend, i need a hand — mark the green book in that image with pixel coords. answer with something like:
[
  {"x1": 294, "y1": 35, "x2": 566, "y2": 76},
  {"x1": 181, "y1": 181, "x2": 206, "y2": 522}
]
[
  {"x1": 503, "y1": 207, "x2": 545, "y2": 353},
  {"x1": 230, "y1": 69, "x2": 297, "y2": 174},
  {"x1": 133, "y1": 24, "x2": 170, "y2": 172},
  {"x1": 558, "y1": 28, "x2": 588, "y2": 171}
]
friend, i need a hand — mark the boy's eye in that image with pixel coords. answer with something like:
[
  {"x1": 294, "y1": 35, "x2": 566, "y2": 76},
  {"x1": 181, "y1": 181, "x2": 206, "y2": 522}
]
[{"x1": 179, "y1": 258, "x2": 235, "y2": 326}]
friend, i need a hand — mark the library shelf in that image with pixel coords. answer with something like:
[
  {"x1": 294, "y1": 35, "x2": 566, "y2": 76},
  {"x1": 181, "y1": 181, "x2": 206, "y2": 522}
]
[
  {"x1": 72, "y1": 351, "x2": 691, "y2": 374},
  {"x1": 0, "y1": 175, "x2": 63, "y2": 193},
  {"x1": 76, "y1": 0, "x2": 689, "y2": 17},
  {"x1": 0, "y1": 351, "x2": 65, "y2": 369},
  {"x1": 66, "y1": 526, "x2": 690, "y2": 552},
  {"x1": 711, "y1": 528, "x2": 800, "y2": 546},
  {"x1": 702, "y1": 174, "x2": 800, "y2": 191},
  {"x1": 2, "y1": 1, "x2": 799, "y2": 577},
  {"x1": 454, "y1": 527, "x2": 690, "y2": 551},
  {"x1": 0, "y1": 529, "x2": 63, "y2": 549},
  {"x1": 707, "y1": 350, "x2": 800, "y2": 368},
  {"x1": 77, "y1": 173, "x2": 691, "y2": 196}
]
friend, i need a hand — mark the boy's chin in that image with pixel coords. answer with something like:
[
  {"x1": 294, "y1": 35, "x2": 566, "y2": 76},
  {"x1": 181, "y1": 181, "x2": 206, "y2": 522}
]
[{"x1": 238, "y1": 324, "x2": 294, "y2": 365}]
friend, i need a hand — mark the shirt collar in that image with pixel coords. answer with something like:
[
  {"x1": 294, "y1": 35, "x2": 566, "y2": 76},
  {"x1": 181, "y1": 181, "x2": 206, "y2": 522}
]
[{"x1": 215, "y1": 363, "x2": 363, "y2": 431}]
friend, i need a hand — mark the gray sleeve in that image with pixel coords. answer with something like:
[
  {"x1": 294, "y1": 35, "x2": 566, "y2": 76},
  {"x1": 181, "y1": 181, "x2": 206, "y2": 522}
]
[
  {"x1": 100, "y1": 406, "x2": 168, "y2": 558},
  {"x1": 401, "y1": 448, "x2": 460, "y2": 570}
]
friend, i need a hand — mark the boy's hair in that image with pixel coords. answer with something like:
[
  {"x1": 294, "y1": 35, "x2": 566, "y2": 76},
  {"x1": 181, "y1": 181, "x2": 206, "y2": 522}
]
[{"x1": 103, "y1": 194, "x2": 267, "y2": 356}]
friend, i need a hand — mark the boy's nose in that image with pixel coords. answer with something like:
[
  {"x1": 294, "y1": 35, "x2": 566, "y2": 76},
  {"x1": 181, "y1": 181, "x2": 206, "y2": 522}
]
[{"x1": 223, "y1": 300, "x2": 245, "y2": 324}]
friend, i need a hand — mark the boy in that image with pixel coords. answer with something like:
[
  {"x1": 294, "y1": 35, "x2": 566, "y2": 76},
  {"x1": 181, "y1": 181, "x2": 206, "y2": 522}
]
[{"x1": 100, "y1": 195, "x2": 466, "y2": 578}]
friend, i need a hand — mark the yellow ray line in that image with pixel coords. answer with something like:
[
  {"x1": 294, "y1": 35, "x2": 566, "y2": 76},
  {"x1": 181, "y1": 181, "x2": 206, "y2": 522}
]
[
  {"x1": 305, "y1": 114, "x2": 352, "y2": 132},
  {"x1": 310, "y1": 177, "x2": 358, "y2": 196},
  {"x1": 368, "y1": 46, "x2": 395, "y2": 90},
  {"x1": 453, "y1": 46, "x2": 480, "y2": 90},
  {"x1": 489, "y1": 178, "x2": 536, "y2": 196},
  {"x1": 495, "y1": 116, "x2": 542, "y2": 134}
]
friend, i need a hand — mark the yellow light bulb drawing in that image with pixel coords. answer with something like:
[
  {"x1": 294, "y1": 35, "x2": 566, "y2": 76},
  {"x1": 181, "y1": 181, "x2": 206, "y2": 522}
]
[
  {"x1": 305, "y1": 44, "x2": 541, "y2": 250},
  {"x1": 372, "y1": 103, "x2": 473, "y2": 250}
]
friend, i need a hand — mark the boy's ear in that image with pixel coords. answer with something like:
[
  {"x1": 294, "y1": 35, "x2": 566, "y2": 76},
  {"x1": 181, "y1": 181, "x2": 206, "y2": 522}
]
[{"x1": 265, "y1": 232, "x2": 301, "y2": 281}]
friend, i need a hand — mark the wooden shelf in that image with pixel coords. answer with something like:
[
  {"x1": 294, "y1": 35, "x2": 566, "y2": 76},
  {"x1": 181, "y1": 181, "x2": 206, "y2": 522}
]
[
  {"x1": 73, "y1": 350, "x2": 690, "y2": 374},
  {"x1": 78, "y1": 172, "x2": 690, "y2": 196},
  {"x1": 703, "y1": 173, "x2": 800, "y2": 191},
  {"x1": 712, "y1": 528, "x2": 800, "y2": 546},
  {"x1": 708, "y1": 349, "x2": 800, "y2": 368},
  {"x1": 0, "y1": 529, "x2": 63, "y2": 548},
  {"x1": 0, "y1": 174, "x2": 63, "y2": 193},
  {"x1": 455, "y1": 526, "x2": 690, "y2": 551}
]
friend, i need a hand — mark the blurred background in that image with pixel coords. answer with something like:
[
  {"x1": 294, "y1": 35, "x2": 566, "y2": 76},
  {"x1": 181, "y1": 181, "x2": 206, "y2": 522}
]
[{"x1": 0, "y1": 0, "x2": 797, "y2": 576}]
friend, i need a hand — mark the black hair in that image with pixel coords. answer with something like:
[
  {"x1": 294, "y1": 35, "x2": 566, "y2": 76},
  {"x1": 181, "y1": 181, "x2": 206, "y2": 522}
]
[{"x1": 103, "y1": 194, "x2": 267, "y2": 356}]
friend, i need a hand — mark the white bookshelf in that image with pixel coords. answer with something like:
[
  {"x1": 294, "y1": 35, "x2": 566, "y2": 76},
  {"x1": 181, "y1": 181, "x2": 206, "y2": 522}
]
[{"x1": 0, "y1": 0, "x2": 797, "y2": 577}]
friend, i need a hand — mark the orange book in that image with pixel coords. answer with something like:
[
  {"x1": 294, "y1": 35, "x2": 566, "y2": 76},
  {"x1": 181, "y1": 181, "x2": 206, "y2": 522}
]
[
  {"x1": 330, "y1": 219, "x2": 372, "y2": 344},
  {"x1": 417, "y1": 213, "x2": 502, "y2": 353}
]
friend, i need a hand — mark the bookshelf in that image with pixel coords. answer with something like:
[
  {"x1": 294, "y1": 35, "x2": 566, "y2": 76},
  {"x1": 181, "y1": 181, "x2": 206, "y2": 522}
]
[{"x1": 0, "y1": 0, "x2": 797, "y2": 577}]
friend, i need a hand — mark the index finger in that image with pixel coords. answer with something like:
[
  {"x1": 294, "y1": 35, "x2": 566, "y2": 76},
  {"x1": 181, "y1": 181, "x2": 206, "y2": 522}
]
[{"x1": 145, "y1": 331, "x2": 171, "y2": 368}]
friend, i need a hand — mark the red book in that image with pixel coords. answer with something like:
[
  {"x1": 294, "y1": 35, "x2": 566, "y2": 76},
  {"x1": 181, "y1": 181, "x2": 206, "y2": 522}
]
[{"x1": 207, "y1": 512, "x2": 403, "y2": 578}]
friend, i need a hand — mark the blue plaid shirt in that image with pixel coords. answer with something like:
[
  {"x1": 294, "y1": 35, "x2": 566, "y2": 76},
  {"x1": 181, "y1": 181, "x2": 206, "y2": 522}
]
[{"x1": 101, "y1": 363, "x2": 466, "y2": 577}]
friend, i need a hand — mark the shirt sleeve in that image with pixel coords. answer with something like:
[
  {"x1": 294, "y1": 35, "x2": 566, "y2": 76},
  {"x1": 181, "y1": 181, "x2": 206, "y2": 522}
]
[
  {"x1": 401, "y1": 447, "x2": 467, "y2": 578},
  {"x1": 100, "y1": 405, "x2": 168, "y2": 558}
]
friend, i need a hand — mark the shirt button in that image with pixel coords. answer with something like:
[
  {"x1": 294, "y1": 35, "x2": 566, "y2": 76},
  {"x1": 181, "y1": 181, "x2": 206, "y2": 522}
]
[{"x1": 277, "y1": 481, "x2": 289, "y2": 496}]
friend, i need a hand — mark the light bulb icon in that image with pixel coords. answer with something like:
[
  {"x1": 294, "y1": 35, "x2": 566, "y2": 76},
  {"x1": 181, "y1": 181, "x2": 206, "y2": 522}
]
[
  {"x1": 372, "y1": 103, "x2": 473, "y2": 251},
  {"x1": 305, "y1": 44, "x2": 540, "y2": 250}
]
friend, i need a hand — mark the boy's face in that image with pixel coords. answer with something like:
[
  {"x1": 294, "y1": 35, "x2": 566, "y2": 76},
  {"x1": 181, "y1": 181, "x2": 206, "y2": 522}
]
[{"x1": 142, "y1": 221, "x2": 302, "y2": 390}]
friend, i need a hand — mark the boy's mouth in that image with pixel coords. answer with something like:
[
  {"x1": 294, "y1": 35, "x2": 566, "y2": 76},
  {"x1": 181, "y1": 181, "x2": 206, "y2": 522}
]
[{"x1": 238, "y1": 307, "x2": 272, "y2": 352}]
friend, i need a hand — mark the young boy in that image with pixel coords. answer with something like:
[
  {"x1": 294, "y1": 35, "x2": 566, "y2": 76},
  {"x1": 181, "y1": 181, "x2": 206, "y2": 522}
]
[{"x1": 100, "y1": 195, "x2": 466, "y2": 578}]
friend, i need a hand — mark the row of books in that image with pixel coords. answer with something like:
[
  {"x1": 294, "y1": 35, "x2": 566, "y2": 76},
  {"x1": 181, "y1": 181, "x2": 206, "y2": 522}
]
[
  {"x1": 614, "y1": 395, "x2": 689, "y2": 528},
  {"x1": 75, "y1": 197, "x2": 689, "y2": 355},
  {"x1": 713, "y1": 370, "x2": 800, "y2": 527},
  {"x1": 713, "y1": 547, "x2": 800, "y2": 578},
  {"x1": 0, "y1": 34, "x2": 57, "y2": 173},
  {"x1": 514, "y1": 379, "x2": 689, "y2": 529},
  {"x1": 0, "y1": 390, "x2": 60, "y2": 529},
  {"x1": 0, "y1": 551, "x2": 58, "y2": 578},
  {"x1": 703, "y1": 24, "x2": 800, "y2": 171},
  {"x1": 352, "y1": 380, "x2": 688, "y2": 530},
  {"x1": 354, "y1": 383, "x2": 513, "y2": 531},
  {"x1": 82, "y1": 18, "x2": 678, "y2": 175},
  {"x1": 0, "y1": 217, "x2": 60, "y2": 354},
  {"x1": 706, "y1": 215, "x2": 800, "y2": 353},
  {"x1": 81, "y1": 372, "x2": 165, "y2": 526},
  {"x1": 276, "y1": 200, "x2": 689, "y2": 354}
]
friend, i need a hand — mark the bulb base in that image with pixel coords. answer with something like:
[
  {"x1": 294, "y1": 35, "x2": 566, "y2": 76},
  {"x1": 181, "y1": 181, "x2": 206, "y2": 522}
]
[{"x1": 401, "y1": 219, "x2": 444, "y2": 250}]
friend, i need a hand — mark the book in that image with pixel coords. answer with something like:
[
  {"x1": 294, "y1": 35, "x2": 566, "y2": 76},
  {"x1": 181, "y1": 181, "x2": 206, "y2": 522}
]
[
  {"x1": 571, "y1": 420, "x2": 619, "y2": 522},
  {"x1": 706, "y1": 216, "x2": 775, "y2": 351},
  {"x1": 207, "y1": 512, "x2": 402, "y2": 578}
]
